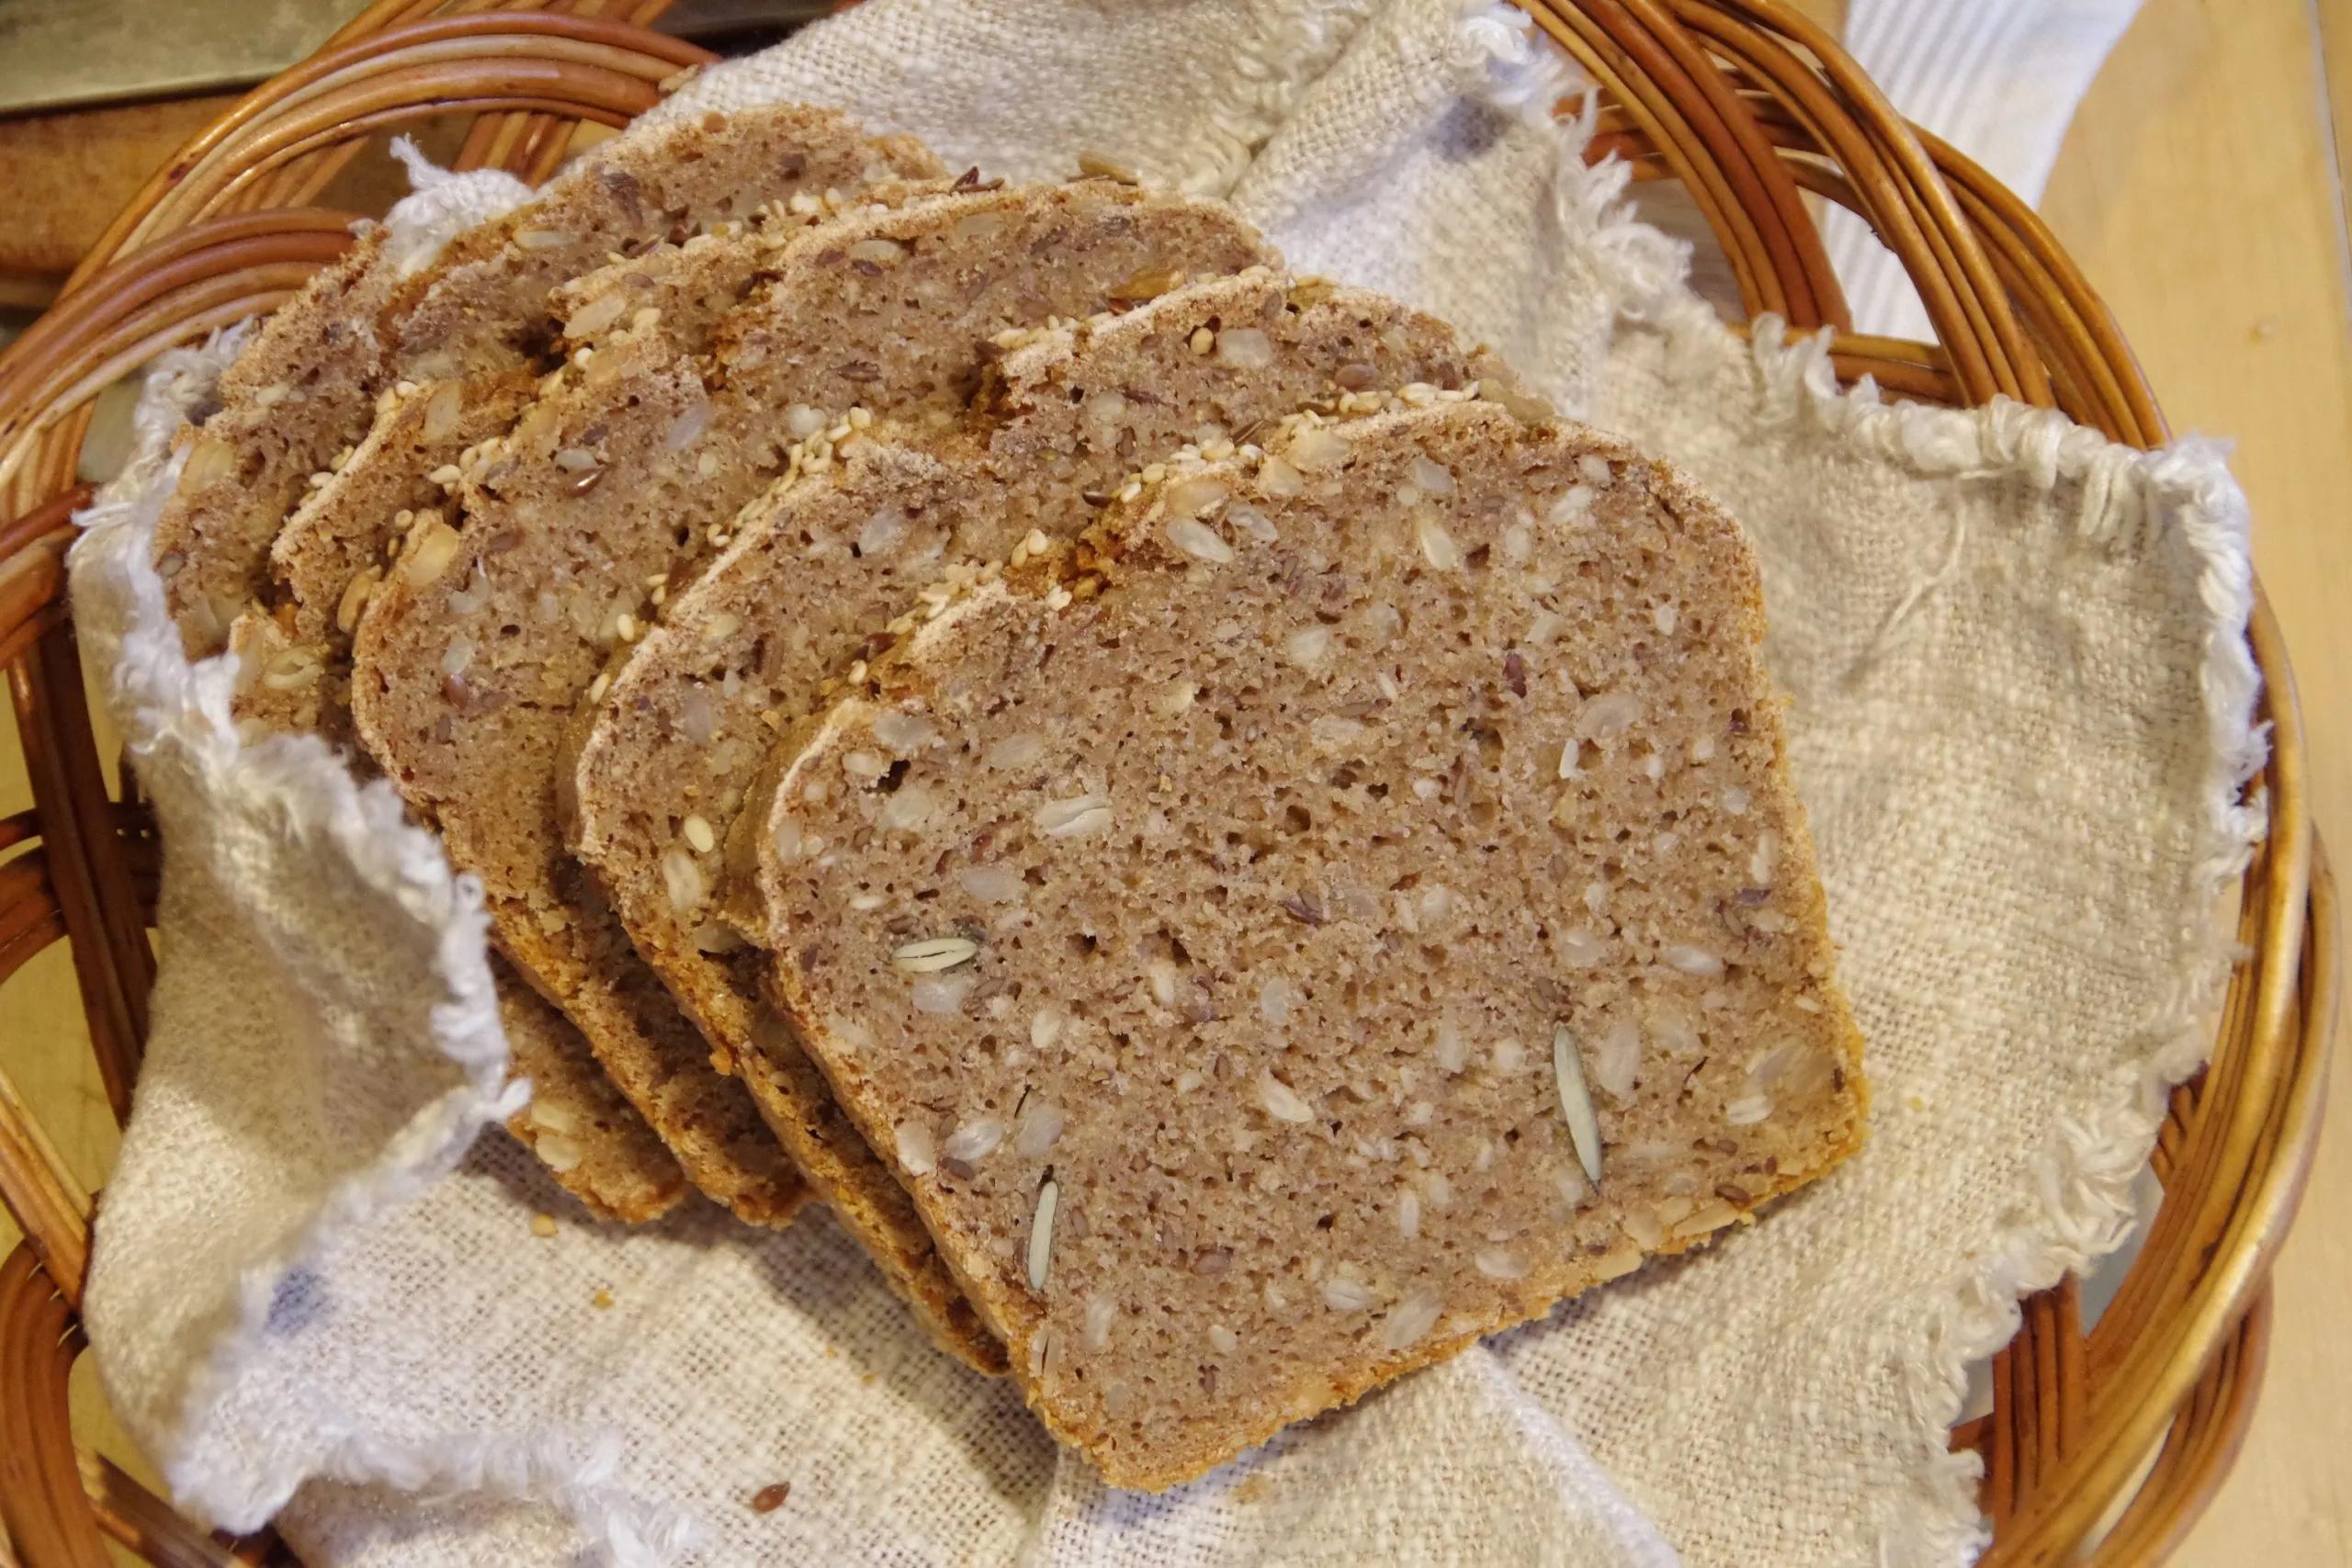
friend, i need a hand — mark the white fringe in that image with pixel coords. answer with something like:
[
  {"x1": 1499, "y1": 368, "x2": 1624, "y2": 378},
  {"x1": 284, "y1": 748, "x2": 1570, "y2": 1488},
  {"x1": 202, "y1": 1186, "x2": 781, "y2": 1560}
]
[
  {"x1": 1465, "y1": 15, "x2": 2267, "y2": 1562},
  {"x1": 73, "y1": 202, "x2": 674, "y2": 1568}
]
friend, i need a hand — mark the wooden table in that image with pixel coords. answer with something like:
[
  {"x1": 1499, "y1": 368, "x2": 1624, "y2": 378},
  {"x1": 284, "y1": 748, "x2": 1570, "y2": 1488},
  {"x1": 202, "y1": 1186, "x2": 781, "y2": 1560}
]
[
  {"x1": 2041, "y1": 5, "x2": 2352, "y2": 1562},
  {"x1": 1, "y1": 0, "x2": 2345, "y2": 1558}
]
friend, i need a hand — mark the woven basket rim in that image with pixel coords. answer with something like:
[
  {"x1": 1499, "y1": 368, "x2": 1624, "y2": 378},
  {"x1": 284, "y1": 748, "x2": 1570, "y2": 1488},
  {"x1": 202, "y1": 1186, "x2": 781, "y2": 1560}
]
[{"x1": 0, "y1": 4, "x2": 2332, "y2": 1563}]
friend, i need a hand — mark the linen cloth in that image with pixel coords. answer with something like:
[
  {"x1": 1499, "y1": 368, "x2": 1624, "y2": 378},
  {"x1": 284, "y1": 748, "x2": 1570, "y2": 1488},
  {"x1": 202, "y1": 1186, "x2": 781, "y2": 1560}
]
[{"x1": 73, "y1": 2, "x2": 2263, "y2": 1563}]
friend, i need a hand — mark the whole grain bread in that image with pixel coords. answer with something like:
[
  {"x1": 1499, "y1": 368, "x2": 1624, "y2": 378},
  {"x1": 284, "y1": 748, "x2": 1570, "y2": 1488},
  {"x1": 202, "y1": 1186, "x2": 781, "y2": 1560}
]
[
  {"x1": 568, "y1": 270, "x2": 1498, "y2": 1367},
  {"x1": 225, "y1": 370, "x2": 538, "y2": 741},
  {"x1": 153, "y1": 105, "x2": 943, "y2": 658},
  {"x1": 227, "y1": 180, "x2": 954, "y2": 744},
  {"x1": 743, "y1": 397, "x2": 1868, "y2": 1488},
  {"x1": 545, "y1": 175, "x2": 956, "y2": 360},
  {"x1": 349, "y1": 181, "x2": 1274, "y2": 1232},
  {"x1": 501, "y1": 967, "x2": 689, "y2": 1222},
  {"x1": 210, "y1": 375, "x2": 689, "y2": 1223}
]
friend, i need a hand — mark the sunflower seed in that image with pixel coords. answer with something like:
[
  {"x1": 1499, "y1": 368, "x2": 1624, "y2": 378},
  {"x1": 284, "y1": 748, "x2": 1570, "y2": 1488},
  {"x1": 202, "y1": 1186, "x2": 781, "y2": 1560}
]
[
  {"x1": 1026, "y1": 1178, "x2": 1059, "y2": 1291},
  {"x1": 893, "y1": 936, "x2": 979, "y2": 973},
  {"x1": 1258, "y1": 1072, "x2": 1315, "y2": 1123},
  {"x1": 1554, "y1": 1025, "x2": 1604, "y2": 1188}
]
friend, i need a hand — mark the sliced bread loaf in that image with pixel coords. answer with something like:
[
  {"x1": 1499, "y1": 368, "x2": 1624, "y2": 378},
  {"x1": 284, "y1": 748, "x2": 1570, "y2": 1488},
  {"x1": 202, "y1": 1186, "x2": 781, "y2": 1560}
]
[
  {"x1": 743, "y1": 397, "x2": 1868, "y2": 1487},
  {"x1": 567, "y1": 271, "x2": 1497, "y2": 1365},
  {"x1": 545, "y1": 175, "x2": 957, "y2": 360},
  {"x1": 153, "y1": 105, "x2": 942, "y2": 658},
  {"x1": 383, "y1": 107, "x2": 940, "y2": 377},
  {"x1": 349, "y1": 182, "x2": 1274, "y2": 1231},
  {"x1": 227, "y1": 180, "x2": 955, "y2": 743}
]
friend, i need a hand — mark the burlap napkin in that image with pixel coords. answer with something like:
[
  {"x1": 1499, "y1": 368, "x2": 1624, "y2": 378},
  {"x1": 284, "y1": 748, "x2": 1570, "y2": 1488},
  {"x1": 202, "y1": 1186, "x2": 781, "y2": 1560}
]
[{"x1": 73, "y1": 2, "x2": 2261, "y2": 1562}]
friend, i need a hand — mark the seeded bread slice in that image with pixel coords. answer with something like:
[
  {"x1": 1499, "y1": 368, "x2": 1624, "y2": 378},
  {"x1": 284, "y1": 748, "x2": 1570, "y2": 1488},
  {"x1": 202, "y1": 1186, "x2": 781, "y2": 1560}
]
[
  {"x1": 226, "y1": 179, "x2": 959, "y2": 742},
  {"x1": 545, "y1": 175, "x2": 959, "y2": 359},
  {"x1": 500, "y1": 966, "x2": 689, "y2": 1221},
  {"x1": 153, "y1": 105, "x2": 943, "y2": 657},
  {"x1": 568, "y1": 271, "x2": 1498, "y2": 1368},
  {"x1": 224, "y1": 370, "x2": 540, "y2": 741},
  {"x1": 349, "y1": 181, "x2": 1274, "y2": 1229},
  {"x1": 207, "y1": 365, "x2": 685, "y2": 1221},
  {"x1": 384, "y1": 111, "x2": 940, "y2": 378},
  {"x1": 746, "y1": 398, "x2": 1868, "y2": 1488}
]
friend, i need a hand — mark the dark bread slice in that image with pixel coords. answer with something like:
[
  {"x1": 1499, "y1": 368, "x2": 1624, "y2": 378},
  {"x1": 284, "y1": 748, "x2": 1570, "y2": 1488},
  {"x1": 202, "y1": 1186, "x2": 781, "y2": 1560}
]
[
  {"x1": 745, "y1": 397, "x2": 1868, "y2": 1487},
  {"x1": 212, "y1": 367, "x2": 686, "y2": 1220},
  {"x1": 225, "y1": 370, "x2": 539, "y2": 742},
  {"x1": 349, "y1": 181, "x2": 1274, "y2": 1231},
  {"x1": 385, "y1": 110, "x2": 939, "y2": 377},
  {"x1": 545, "y1": 175, "x2": 957, "y2": 361},
  {"x1": 226, "y1": 181, "x2": 956, "y2": 743},
  {"x1": 501, "y1": 967, "x2": 689, "y2": 1222},
  {"x1": 569, "y1": 271, "x2": 1500, "y2": 1367},
  {"x1": 152, "y1": 105, "x2": 943, "y2": 658}
]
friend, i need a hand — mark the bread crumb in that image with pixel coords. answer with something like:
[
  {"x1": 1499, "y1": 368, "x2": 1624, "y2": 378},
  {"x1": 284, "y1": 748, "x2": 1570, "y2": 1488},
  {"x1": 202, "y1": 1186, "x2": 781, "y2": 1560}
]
[
  {"x1": 529, "y1": 1213, "x2": 557, "y2": 1238},
  {"x1": 591, "y1": 1288, "x2": 614, "y2": 1309},
  {"x1": 749, "y1": 1481, "x2": 791, "y2": 1514}
]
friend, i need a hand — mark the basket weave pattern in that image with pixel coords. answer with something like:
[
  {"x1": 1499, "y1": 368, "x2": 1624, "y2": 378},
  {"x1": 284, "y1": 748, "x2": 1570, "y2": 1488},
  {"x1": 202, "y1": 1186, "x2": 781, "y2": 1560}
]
[{"x1": 0, "y1": 3, "x2": 2332, "y2": 1563}]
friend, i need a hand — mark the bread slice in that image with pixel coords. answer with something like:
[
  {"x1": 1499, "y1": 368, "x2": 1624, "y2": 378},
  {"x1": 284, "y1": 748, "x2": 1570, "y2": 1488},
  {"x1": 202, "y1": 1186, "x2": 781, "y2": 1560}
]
[
  {"x1": 224, "y1": 186, "x2": 955, "y2": 1232},
  {"x1": 226, "y1": 181, "x2": 957, "y2": 742},
  {"x1": 543, "y1": 174, "x2": 958, "y2": 360},
  {"x1": 500, "y1": 968, "x2": 689, "y2": 1222},
  {"x1": 568, "y1": 271, "x2": 1498, "y2": 1367},
  {"x1": 210, "y1": 377, "x2": 691, "y2": 1223},
  {"x1": 742, "y1": 396, "x2": 1868, "y2": 1488},
  {"x1": 153, "y1": 104, "x2": 943, "y2": 657},
  {"x1": 349, "y1": 181, "x2": 1275, "y2": 1230},
  {"x1": 225, "y1": 370, "x2": 539, "y2": 741}
]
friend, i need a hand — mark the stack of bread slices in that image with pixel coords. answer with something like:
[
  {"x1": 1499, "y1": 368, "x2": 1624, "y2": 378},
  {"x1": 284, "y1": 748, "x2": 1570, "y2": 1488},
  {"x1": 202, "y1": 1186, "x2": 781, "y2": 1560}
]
[{"x1": 158, "y1": 105, "x2": 1867, "y2": 1489}]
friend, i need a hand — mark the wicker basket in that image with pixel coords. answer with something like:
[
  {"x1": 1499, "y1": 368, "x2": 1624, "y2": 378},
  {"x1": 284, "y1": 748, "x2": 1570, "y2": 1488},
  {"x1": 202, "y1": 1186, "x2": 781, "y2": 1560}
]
[{"x1": 0, "y1": 2, "x2": 2334, "y2": 1562}]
